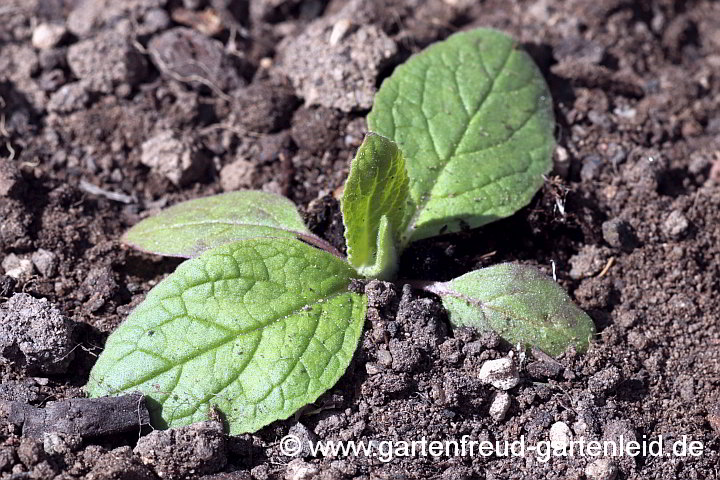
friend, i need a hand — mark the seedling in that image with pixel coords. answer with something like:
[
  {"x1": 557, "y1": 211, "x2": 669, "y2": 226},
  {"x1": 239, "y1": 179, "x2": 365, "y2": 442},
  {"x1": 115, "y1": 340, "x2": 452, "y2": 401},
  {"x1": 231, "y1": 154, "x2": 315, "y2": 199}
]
[{"x1": 87, "y1": 29, "x2": 595, "y2": 435}]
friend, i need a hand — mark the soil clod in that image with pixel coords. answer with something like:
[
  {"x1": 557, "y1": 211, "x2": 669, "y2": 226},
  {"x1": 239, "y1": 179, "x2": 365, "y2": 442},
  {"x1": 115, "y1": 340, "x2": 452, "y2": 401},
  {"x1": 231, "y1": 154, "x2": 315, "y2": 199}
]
[
  {"x1": 134, "y1": 420, "x2": 227, "y2": 480},
  {"x1": 0, "y1": 293, "x2": 75, "y2": 375}
]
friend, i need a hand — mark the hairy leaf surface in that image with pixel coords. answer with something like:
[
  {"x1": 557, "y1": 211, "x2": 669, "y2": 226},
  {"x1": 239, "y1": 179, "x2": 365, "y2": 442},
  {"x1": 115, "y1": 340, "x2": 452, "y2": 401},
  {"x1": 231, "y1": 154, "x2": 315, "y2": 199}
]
[
  {"x1": 87, "y1": 238, "x2": 367, "y2": 434},
  {"x1": 123, "y1": 191, "x2": 329, "y2": 257},
  {"x1": 368, "y1": 28, "x2": 555, "y2": 243},
  {"x1": 428, "y1": 263, "x2": 595, "y2": 357},
  {"x1": 342, "y1": 133, "x2": 410, "y2": 279}
]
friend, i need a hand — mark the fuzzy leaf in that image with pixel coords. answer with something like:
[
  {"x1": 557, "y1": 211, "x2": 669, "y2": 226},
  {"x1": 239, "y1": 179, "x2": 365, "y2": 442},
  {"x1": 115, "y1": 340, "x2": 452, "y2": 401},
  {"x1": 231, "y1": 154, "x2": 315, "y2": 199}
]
[
  {"x1": 123, "y1": 191, "x2": 324, "y2": 258},
  {"x1": 428, "y1": 263, "x2": 595, "y2": 357},
  {"x1": 368, "y1": 28, "x2": 555, "y2": 243},
  {"x1": 342, "y1": 133, "x2": 410, "y2": 279},
  {"x1": 87, "y1": 238, "x2": 367, "y2": 434}
]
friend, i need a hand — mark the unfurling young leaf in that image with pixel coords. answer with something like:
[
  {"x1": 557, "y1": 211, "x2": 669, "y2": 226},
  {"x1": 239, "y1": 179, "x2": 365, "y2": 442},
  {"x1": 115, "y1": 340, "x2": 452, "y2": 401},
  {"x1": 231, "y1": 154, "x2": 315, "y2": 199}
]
[
  {"x1": 368, "y1": 28, "x2": 555, "y2": 244},
  {"x1": 425, "y1": 263, "x2": 595, "y2": 357},
  {"x1": 87, "y1": 237, "x2": 367, "y2": 434},
  {"x1": 123, "y1": 190, "x2": 338, "y2": 258},
  {"x1": 341, "y1": 133, "x2": 410, "y2": 280}
]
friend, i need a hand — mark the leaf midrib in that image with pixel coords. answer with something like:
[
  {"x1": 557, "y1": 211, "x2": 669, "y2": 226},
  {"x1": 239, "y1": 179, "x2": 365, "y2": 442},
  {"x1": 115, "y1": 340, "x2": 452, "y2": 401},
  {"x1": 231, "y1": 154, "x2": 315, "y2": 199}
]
[
  {"x1": 401, "y1": 42, "x2": 515, "y2": 241},
  {"x1": 431, "y1": 280, "x2": 550, "y2": 331},
  {"x1": 106, "y1": 289, "x2": 353, "y2": 393},
  {"x1": 131, "y1": 219, "x2": 308, "y2": 237}
]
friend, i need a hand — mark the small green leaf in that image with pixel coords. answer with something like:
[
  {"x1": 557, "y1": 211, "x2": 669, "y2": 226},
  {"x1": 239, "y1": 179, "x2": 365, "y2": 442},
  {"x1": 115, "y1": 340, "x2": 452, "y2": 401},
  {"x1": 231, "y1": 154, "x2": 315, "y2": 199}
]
[
  {"x1": 341, "y1": 133, "x2": 410, "y2": 280},
  {"x1": 123, "y1": 191, "x2": 332, "y2": 258},
  {"x1": 368, "y1": 28, "x2": 555, "y2": 243},
  {"x1": 87, "y1": 237, "x2": 367, "y2": 434},
  {"x1": 428, "y1": 263, "x2": 595, "y2": 357}
]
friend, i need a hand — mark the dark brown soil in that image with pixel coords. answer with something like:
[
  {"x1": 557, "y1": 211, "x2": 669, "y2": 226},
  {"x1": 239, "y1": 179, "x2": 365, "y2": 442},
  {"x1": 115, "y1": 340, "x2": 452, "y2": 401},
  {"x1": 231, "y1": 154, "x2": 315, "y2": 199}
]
[{"x1": 1, "y1": 0, "x2": 720, "y2": 479}]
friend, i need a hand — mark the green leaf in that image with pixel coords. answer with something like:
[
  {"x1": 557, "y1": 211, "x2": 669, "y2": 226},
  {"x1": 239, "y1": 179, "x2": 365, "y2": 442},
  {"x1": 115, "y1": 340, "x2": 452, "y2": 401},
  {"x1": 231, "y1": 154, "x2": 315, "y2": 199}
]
[
  {"x1": 341, "y1": 133, "x2": 410, "y2": 280},
  {"x1": 123, "y1": 191, "x2": 335, "y2": 258},
  {"x1": 87, "y1": 237, "x2": 367, "y2": 434},
  {"x1": 368, "y1": 28, "x2": 555, "y2": 243},
  {"x1": 427, "y1": 263, "x2": 595, "y2": 357}
]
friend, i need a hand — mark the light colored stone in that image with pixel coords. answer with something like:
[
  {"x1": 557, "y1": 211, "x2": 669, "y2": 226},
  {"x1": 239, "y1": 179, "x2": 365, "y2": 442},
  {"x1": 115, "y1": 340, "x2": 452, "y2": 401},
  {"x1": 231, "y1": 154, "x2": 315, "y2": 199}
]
[
  {"x1": 329, "y1": 19, "x2": 352, "y2": 46},
  {"x1": 549, "y1": 421, "x2": 572, "y2": 449},
  {"x1": 31, "y1": 249, "x2": 58, "y2": 277},
  {"x1": 376, "y1": 349, "x2": 393, "y2": 367},
  {"x1": 663, "y1": 210, "x2": 689, "y2": 238},
  {"x1": 488, "y1": 392, "x2": 511, "y2": 421},
  {"x1": 31, "y1": 23, "x2": 66, "y2": 50},
  {"x1": 478, "y1": 357, "x2": 520, "y2": 390},
  {"x1": 365, "y1": 363, "x2": 382, "y2": 375},
  {"x1": 585, "y1": 458, "x2": 618, "y2": 480},
  {"x1": 285, "y1": 458, "x2": 319, "y2": 480},
  {"x1": 141, "y1": 130, "x2": 207, "y2": 186},
  {"x1": 1, "y1": 254, "x2": 34, "y2": 280}
]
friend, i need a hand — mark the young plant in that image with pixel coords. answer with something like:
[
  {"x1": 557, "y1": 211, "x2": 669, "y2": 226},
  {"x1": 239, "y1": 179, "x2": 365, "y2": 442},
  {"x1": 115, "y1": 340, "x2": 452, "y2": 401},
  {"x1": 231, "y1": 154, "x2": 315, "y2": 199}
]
[{"x1": 87, "y1": 28, "x2": 595, "y2": 435}]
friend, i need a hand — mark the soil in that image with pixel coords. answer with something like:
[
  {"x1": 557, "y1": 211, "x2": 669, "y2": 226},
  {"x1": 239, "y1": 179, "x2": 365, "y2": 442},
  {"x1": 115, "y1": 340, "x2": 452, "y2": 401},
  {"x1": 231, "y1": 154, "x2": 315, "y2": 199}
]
[{"x1": 1, "y1": 0, "x2": 719, "y2": 479}]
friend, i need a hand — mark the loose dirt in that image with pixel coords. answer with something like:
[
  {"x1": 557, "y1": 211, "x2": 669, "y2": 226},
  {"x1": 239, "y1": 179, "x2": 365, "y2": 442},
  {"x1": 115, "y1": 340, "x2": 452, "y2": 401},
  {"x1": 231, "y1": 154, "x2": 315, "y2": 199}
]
[{"x1": 1, "y1": 0, "x2": 719, "y2": 479}]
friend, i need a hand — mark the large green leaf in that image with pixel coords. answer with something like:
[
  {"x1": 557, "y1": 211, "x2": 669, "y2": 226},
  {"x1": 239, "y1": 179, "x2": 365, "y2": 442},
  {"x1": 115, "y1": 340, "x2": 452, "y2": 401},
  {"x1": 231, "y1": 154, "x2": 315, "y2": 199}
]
[
  {"x1": 368, "y1": 28, "x2": 555, "y2": 243},
  {"x1": 87, "y1": 238, "x2": 367, "y2": 434},
  {"x1": 426, "y1": 263, "x2": 595, "y2": 357},
  {"x1": 341, "y1": 133, "x2": 410, "y2": 280},
  {"x1": 123, "y1": 191, "x2": 337, "y2": 258}
]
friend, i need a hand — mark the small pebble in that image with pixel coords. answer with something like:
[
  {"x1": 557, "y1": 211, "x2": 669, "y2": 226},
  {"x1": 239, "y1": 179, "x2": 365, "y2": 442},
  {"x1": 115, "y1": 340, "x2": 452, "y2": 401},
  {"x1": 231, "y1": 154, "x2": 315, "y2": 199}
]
[
  {"x1": 365, "y1": 363, "x2": 383, "y2": 375},
  {"x1": 549, "y1": 421, "x2": 572, "y2": 449},
  {"x1": 376, "y1": 348, "x2": 393, "y2": 367},
  {"x1": 663, "y1": 210, "x2": 689, "y2": 238},
  {"x1": 140, "y1": 8, "x2": 171, "y2": 36},
  {"x1": 329, "y1": 19, "x2": 352, "y2": 46},
  {"x1": 141, "y1": 130, "x2": 207, "y2": 186},
  {"x1": 488, "y1": 392, "x2": 511, "y2": 421},
  {"x1": 31, "y1": 249, "x2": 58, "y2": 278},
  {"x1": 43, "y1": 433, "x2": 82, "y2": 455},
  {"x1": 585, "y1": 458, "x2": 618, "y2": 480},
  {"x1": 554, "y1": 145, "x2": 570, "y2": 178},
  {"x1": 1, "y1": 254, "x2": 34, "y2": 280},
  {"x1": 31, "y1": 23, "x2": 67, "y2": 50},
  {"x1": 285, "y1": 458, "x2": 319, "y2": 480},
  {"x1": 478, "y1": 357, "x2": 520, "y2": 390},
  {"x1": 601, "y1": 219, "x2": 636, "y2": 250}
]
